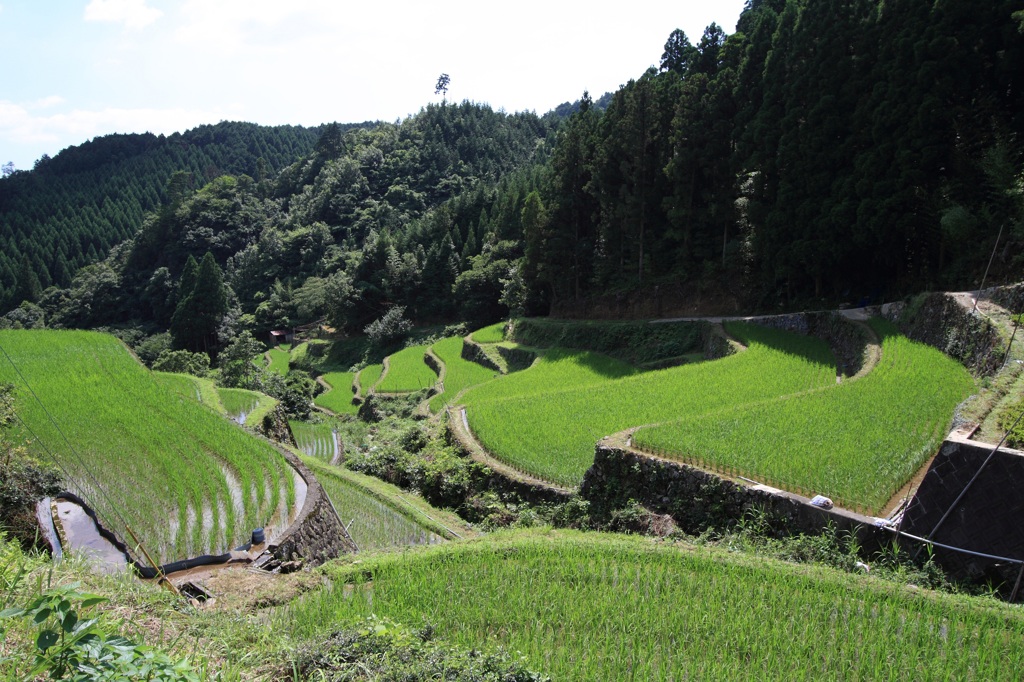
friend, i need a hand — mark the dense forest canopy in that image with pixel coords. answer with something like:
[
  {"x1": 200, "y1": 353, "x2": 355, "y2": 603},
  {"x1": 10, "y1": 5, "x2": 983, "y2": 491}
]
[
  {"x1": 1, "y1": 0, "x2": 1022, "y2": 345},
  {"x1": 0, "y1": 121, "x2": 342, "y2": 308}
]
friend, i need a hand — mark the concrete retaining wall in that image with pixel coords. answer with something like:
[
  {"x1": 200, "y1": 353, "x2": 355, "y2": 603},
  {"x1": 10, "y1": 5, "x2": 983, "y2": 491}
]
[
  {"x1": 269, "y1": 448, "x2": 356, "y2": 565},
  {"x1": 581, "y1": 444, "x2": 889, "y2": 554},
  {"x1": 900, "y1": 433, "x2": 1024, "y2": 589}
]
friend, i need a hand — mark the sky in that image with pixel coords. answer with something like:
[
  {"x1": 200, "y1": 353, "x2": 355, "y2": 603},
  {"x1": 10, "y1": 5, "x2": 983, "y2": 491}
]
[{"x1": 0, "y1": 0, "x2": 747, "y2": 170}]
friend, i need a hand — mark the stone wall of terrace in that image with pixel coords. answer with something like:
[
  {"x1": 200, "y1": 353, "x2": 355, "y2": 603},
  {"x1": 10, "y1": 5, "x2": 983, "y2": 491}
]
[
  {"x1": 744, "y1": 311, "x2": 872, "y2": 377},
  {"x1": 899, "y1": 433, "x2": 1024, "y2": 590},
  {"x1": 269, "y1": 448, "x2": 357, "y2": 565},
  {"x1": 460, "y1": 334, "x2": 502, "y2": 372},
  {"x1": 581, "y1": 443, "x2": 890, "y2": 554}
]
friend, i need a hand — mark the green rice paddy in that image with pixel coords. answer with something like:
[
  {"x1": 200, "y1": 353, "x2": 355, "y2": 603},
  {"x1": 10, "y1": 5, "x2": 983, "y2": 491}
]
[
  {"x1": 470, "y1": 322, "x2": 505, "y2": 344},
  {"x1": 290, "y1": 420, "x2": 340, "y2": 463},
  {"x1": 285, "y1": 530, "x2": 1024, "y2": 681},
  {"x1": 376, "y1": 345, "x2": 437, "y2": 394},
  {"x1": 266, "y1": 344, "x2": 291, "y2": 375},
  {"x1": 461, "y1": 323, "x2": 836, "y2": 487},
  {"x1": 310, "y1": 464, "x2": 443, "y2": 551},
  {"x1": 217, "y1": 387, "x2": 277, "y2": 426},
  {"x1": 635, "y1": 319, "x2": 975, "y2": 511},
  {"x1": 313, "y1": 372, "x2": 359, "y2": 415},
  {"x1": 427, "y1": 336, "x2": 500, "y2": 413},
  {"x1": 0, "y1": 330, "x2": 295, "y2": 563},
  {"x1": 356, "y1": 363, "x2": 384, "y2": 395}
]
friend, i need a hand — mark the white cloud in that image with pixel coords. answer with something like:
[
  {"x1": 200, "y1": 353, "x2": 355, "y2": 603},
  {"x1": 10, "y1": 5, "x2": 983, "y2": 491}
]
[
  {"x1": 0, "y1": 100, "x2": 225, "y2": 152},
  {"x1": 30, "y1": 95, "x2": 65, "y2": 110},
  {"x1": 84, "y1": 0, "x2": 162, "y2": 30}
]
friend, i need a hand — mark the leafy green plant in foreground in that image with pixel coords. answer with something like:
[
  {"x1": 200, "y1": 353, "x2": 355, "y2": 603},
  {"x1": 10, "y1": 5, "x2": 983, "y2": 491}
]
[{"x1": 0, "y1": 583, "x2": 197, "y2": 681}]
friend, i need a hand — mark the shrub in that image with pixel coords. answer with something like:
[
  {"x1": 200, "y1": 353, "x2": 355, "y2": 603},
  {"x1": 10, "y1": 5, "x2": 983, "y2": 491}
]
[
  {"x1": 151, "y1": 348, "x2": 210, "y2": 377},
  {"x1": 364, "y1": 306, "x2": 412, "y2": 347}
]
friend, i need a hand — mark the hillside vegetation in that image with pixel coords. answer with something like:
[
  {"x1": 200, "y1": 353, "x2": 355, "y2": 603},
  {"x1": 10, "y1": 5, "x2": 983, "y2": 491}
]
[{"x1": 0, "y1": 121, "x2": 328, "y2": 311}]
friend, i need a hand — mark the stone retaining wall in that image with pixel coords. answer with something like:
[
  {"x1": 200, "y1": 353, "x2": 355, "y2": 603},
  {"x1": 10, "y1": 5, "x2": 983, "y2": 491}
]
[
  {"x1": 884, "y1": 292, "x2": 1003, "y2": 376},
  {"x1": 899, "y1": 433, "x2": 1024, "y2": 590},
  {"x1": 460, "y1": 335, "x2": 501, "y2": 372},
  {"x1": 581, "y1": 444, "x2": 889, "y2": 554},
  {"x1": 269, "y1": 448, "x2": 356, "y2": 565}
]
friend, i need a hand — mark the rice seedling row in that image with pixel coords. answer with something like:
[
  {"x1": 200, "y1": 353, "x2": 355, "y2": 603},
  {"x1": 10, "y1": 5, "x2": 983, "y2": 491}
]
[
  {"x1": 634, "y1": 319, "x2": 975, "y2": 512},
  {"x1": 0, "y1": 330, "x2": 294, "y2": 563},
  {"x1": 290, "y1": 421, "x2": 340, "y2": 463},
  {"x1": 427, "y1": 336, "x2": 500, "y2": 413},
  {"x1": 462, "y1": 323, "x2": 836, "y2": 486},
  {"x1": 375, "y1": 345, "x2": 437, "y2": 394},
  {"x1": 285, "y1": 530, "x2": 1024, "y2": 680},
  {"x1": 310, "y1": 463, "x2": 443, "y2": 551},
  {"x1": 313, "y1": 372, "x2": 359, "y2": 415}
]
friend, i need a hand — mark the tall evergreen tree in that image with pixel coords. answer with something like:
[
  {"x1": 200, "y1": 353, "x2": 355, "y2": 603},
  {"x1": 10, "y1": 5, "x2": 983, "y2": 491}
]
[{"x1": 170, "y1": 252, "x2": 228, "y2": 353}]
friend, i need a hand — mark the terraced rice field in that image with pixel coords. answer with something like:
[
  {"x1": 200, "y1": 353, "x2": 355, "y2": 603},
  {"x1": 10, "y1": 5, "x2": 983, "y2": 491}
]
[
  {"x1": 0, "y1": 330, "x2": 295, "y2": 563},
  {"x1": 376, "y1": 345, "x2": 437, "y2": 394},
  {"x1": 427, "y1": 336, "x2": 500, "y2": 413},
  {"x1": 155, "y1": 371, "x2": 222, "y2": 409},
  {"x1": 285, "y1": 530, "x2": 1024, "y2": 681},
  {"x1": 470, "y1": 322, "x2": 505, "y2": 344},
  {"x1": 356, "y1": 363, "x2": 384, "y2": 394},
  {"x1": 218, "y1": 387, "x2": 276, "y2": 425},
  {"x1": 290, "y1": 421, "x2": 340, "y2": 463},
  {"x1": 313, "y1": 372, "x2": 359, "y2": 415},
  {"x1": 266, "y1": 344, "x2": 291, "y2": 375},
  {"x1": 635, "y1": 319, "x2": 974, "y2": 511},
  {"x1": 310, "y1": 463, "x2": 443, "y2": 551},
  {"x1": 461, "y1": 323, "x2": 836, "y2": 486}
]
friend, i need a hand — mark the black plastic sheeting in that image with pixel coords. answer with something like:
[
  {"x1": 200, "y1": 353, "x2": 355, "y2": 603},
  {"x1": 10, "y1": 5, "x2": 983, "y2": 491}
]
[{"x1": 55, "y1": 491, "x2": 253, "y2": 579}]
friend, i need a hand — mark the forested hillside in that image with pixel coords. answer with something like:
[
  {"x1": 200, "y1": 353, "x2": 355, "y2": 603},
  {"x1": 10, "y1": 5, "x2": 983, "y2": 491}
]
[
  {"x1": 0, "y1": 121, "x2": 337, "y2": 310},
  {"x1": 526, "y1": 0, "x2": 1024, "y2": 312},
  {"x1": 2, "y1": 0, "x2": 1022, "y2": 342}
]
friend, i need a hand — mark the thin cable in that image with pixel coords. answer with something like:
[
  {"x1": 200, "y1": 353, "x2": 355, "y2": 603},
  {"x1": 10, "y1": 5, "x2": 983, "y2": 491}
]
[{"x1": 922, "y1": 406, "x2": 1024, "y2": 545}]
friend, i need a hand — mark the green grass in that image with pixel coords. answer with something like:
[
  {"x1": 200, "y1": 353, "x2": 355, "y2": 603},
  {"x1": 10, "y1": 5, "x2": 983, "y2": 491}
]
[
  {"x1": 307, "y1": 462, "x2": 443, "y2": 551},
  {"x1": 462, "y1": 323, "x2": 836, "y2": 486},
  {"x1": 284, "y1": 529, "x2": 1024, "y2": 680},
  {"x1": 0, "y1": 330, "x2": 294, "y2": 563},
  {"x1": 376, "y1": 345, "x2": 437, "y2": 394},
  {"x1": 356, "y1": 363, "x2": 384, "y2": 395},
  {"x1": 313, "y1": 372, "x2": 359, "y2": 415},
  {"x1": 470, "y1": 322, "x2": 505, "y2": 344},
  {"x1": 266, "y1": 345, "x2": 291, "y2": 376},
  {"x1": 634, "y1": 319, "x2": 975, "y2": 512},
  {"x1": 427, "y1": 337, "x2": 500, "y2": 413}
]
